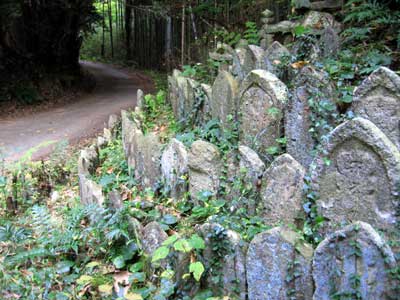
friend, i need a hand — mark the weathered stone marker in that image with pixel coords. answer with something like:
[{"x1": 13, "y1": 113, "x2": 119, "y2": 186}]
[
  {"x1": 198, "y1": 223, "x2": 247, "y2": 300},
  {"x1": 188, "y1": 140, "x2": 221, "y2": 202},
  {"x1": 232, "y1": 45, "x2": 256, "y2": 80},
  {"x1": 352, "y1": 66, "x2": 400, "y2": 149},
  {"x1": 161, "y1": 138, "x2": 188, "y2": 200},
  {"x1": 211, "y1": 70, "x2": 239, "y2": 127},
  {"x1": 261, "y1": 154, "x2": 305, "y2": 226},
  {"x1": 78, "y1": 145, "x2": 99, "y2": 176},
  {"x1": 311, "y1": 117, "x2": 400, "y2": 238},
  {"x1": 313, "y1": 221, "x2": 397, "y2": 300},
  {"x1": 134, "y1": 132, "x2": 162, "y2": 189},
  {"x1": 79, "y1": 175, "x2": 104, "y2": 206},
  {"x1": 121, "y1": 110, "x2": 143, "y2": 170},
  {"x1": 247, "y1": 227, "x2": 314, "y2": 300},
  {"x1": 142, "y1": 221, "x2": 168, "y2": 257},
  {"x1": 263, "y1": 41, "x2": 290, "y2": 76},
  {"x1": 285, "y1": 66, "x2": 337, "y2": 167},
  {"x1": 238, "y1": 70, "x2": 288, "y2": 158}
]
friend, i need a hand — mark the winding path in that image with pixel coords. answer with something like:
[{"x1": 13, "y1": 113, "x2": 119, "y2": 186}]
[{"x1": 0, "y1": 62, "x2": 153, "y2": 161}]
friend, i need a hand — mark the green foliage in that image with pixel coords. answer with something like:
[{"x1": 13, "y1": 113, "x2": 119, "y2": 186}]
[
  {"x1": 243, "y1": 21, "x2": 260, "y2": 45},
  {"x1": 342, "y1": 0, "x2": 400, "y2": 47},
  {"x1": 182, "y1": 59, "x2": 220, "y2": 85}
]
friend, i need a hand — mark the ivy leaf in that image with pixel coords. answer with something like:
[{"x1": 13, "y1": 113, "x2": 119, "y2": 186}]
[
  {"x1": 162, "y1": 234, "x2": 179, "y2": 246},
  {"x1": 152, "y1": 246, "x2": 169, "y2": 262},
  {"x1": 112, "y1": 255, "x2": 126, "y2": 269},
  {"x1": 173, "y1": 238, "x2": 193, "y2": 253},
  {"x1": 189, "y1": 234, "x2": 206, "y2": 250},
  {"x1": 125, "y1": 293, "x2": 143, "y2": 300},
  {"x1": 162, "y1": 214, "x2": 178, "y2": 225},
  {"x1": 189, "y1": 261, "x2": 205, "y2": 281},
  {"x1": 76, "y1": 275, "x2": 93, "y2": 285}
]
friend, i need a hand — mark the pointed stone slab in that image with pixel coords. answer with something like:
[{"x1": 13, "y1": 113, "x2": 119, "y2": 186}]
[
  {"x1": 78, "y1": 145, "x2": 99, "y2": 176},
  {"x1": 232, "y1": 45, "x2": 256, "y2": 80},
  {"x1": 211, "y1": 70, "x2": 239, "y2": 127},
  {"x1": 238, "y1": 70, "x2": 288, "y2": 158},
  {"x1": 121, "y1": 110, "x2": 143, "y2": 170},
  {"x1": 161, "y1": 138, "x2": 188, "y2": 200},
  {"x1": 261, "y1": 154, "x2": 305, "y2": 226},
  {"x1": 188, "y1": 140, "x2": 222, "y2": 203},
  {"x1": 313, "y1": 221, "x2": 397, "y2": 300},
  {"x1": 311, "y1": 117, "x2": 400, "y2": 238},
  {"x1": 79, "y1": 175, "x2": 104, "y2": 206},
  {"x1": 247, "y1": 227, "x2": 314, "y2": 300},
  {"x1": 263, "y1": 41, "x2": 290, "y2": 76},
  {"x1": 352, "y1": 66, "x2": 400, "y2": 149}
]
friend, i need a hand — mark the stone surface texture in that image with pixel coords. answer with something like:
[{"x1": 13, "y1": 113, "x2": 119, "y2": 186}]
[
  {"x1": 211, "y1": 70, "x2": 239, "y2": 126},
  {"x1": 161, "y1": 138, "x2": 188, "y2": 200},
  {"x1": 352, "y1": 66, "x2": 400, "y2": 149},
  {"x1": 247, "y1": 227, "x2": 314, "y2": 300},
  {"x1": 198, "y1": 223, "x2": 247, "y2": 300},
  {"x1": 311, "y1": 117, "x2": 400, "y2": 237},
  {"x1": 285, "y1": 66, "x2": 337, "y2": 167},
  {"x1": 238, "y1": 70, "x2": 288, "y2": 157},
  {"x1": 261, "y1": 154, "x2": 305, "y2": 226},
  {"x1": 313, "y1": 221, "x2": 397, "y2": 300},
  {"x1": 188, "y1": 140, "x2": 221, "y2": 202},
  {"x1": 142, "y1": 221, "x2": 168, "y2": 256}
]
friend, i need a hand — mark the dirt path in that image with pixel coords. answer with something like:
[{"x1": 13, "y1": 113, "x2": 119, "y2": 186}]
[{"x1": 0, "y1": 61, "x2": 153, "y2": 162}]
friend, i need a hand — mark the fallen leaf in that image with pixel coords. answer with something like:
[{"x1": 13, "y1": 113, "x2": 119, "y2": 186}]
[{"x1": 291, "y1": 60, "x2": 309, "y2": 69}]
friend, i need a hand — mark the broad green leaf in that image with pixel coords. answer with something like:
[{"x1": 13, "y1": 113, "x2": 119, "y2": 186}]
[
  {"x1": 189, "y1": 234, "x2": 206, "y2": 250},
  {"x1": 112, "y1": 255, "x2": 126, "y2": 269},
  {"x1": 189, "y1": 261, "x2": 205, "y2": 281},
  {"x1": 174, "y1": 238, "x2": 193, "y2": 253},
  {"x1": 161, "y1": 269, "x2": 175, "y2": 279},
  {"x1": 85, "y1": 261, "x2": 101, "y2": 269},
  {"x1": 162, "y1": 214, "x2": 178, "y2": 225},
  {"x1": 162, "y1": 234, "x2": 178, "y2": 246},
  {"x1": 98, "y1": 284, "x2": 113, "y2": 294},
  {"x1": 152, "y1": 246, "x2": 169, "y2": 262},
  {"x1": 76, "y1": 275, "x2": 93, "y2": 285},
  {"x1": 129, "y1": 261, "x2": 144, "y2": 272}
]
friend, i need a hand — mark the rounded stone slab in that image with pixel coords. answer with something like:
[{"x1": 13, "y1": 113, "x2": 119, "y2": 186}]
[
  {"x1": 188, "y1": 140, "x2": 222, "y2": 202},
  {"x1": 237, "y1": 70, "x2": 288, "y2": 158},
  {"x1": 161, "y1": 138, "x2": 188, "y2": 200},
  {"x1": 211, "y1": 70, "x2": 239, "y2": 127},
  {"x1": 261, "y1": 154, "x2": 305, "y2": 226},
  {"x1": 246, "y1": 226, "x2": 314, "y2": 300},
  {"x1": 313, "y1": 221, "x2": 397, "y2": 300},
  {"x1": 142, "y1": 221, "x2": 168, "y2": 257},
  {"x1": 311, "y1": 117, "x2": 400, "y2": 238},
  {"x1": 352, "y1": 66, "x2": 400, "y2": 149}
]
